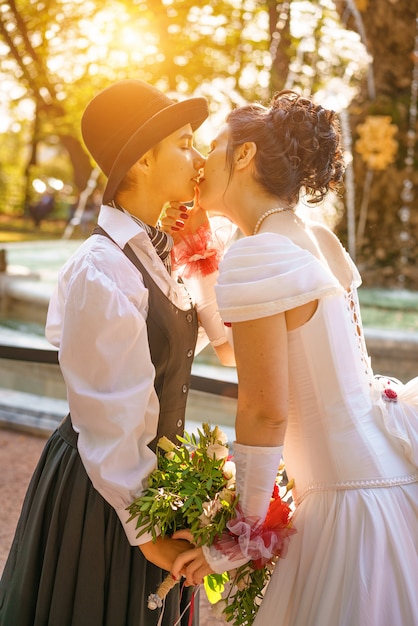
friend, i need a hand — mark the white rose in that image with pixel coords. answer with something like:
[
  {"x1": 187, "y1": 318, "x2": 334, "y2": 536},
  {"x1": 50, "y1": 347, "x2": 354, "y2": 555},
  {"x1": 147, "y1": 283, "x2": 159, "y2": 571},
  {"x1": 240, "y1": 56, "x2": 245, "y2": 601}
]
[
  {"x1": 222, "y1": 460, "x2": 236, "y2": 480},
  {"x1": 213, "y1": 426, "x2": 228, "y2": 445},
  {"x1": 207, "y1": 443, "x2": 229, "y2": 460}
]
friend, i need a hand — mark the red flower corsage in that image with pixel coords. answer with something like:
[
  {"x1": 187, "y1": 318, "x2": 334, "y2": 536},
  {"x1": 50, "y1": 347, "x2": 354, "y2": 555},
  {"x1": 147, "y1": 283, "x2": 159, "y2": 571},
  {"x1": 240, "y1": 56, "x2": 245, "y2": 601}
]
[
  {"x1": 171, "y1": 225, "x2": 222, "y2": 278},
  {"x1": 382, "y1": 387, "x2": 398, "y2": 402},
  {"x1": 381, "y1": 380, "x2": 398, "y2": 402}
]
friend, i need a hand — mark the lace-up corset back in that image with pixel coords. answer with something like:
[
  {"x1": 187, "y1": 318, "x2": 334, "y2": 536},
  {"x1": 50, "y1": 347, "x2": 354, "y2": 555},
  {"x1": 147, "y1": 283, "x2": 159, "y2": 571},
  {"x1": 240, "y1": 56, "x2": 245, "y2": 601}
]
[
  {"x1": 345, "y1": 285, "x2": 372, "y2": 380},
  {"x1": 284, "y1": 285, "x2": 416, "y2": 500}
]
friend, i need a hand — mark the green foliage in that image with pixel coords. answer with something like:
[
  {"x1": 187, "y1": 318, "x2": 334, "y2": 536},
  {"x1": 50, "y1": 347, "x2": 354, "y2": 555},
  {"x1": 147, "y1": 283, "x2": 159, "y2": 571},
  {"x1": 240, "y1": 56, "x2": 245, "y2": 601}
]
[
  {"x1": 127, "y1": 424, "x2": 238, "y2": 546},
  {"x1": 221, "y1": 563, "x2": 276, "y2": 624},
  {"x1": 127, "y1": 424, "x2": 294, "y2": 625},
  {"x1": 203, "y1": 570, "x2": 229, "y2": 604}
]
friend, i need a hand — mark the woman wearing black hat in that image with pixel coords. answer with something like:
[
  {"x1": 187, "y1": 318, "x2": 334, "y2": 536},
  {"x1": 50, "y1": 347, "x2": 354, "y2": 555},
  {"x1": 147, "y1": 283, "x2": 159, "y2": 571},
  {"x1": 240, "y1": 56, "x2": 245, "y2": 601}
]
[{"x1": 0, "y1": 80, "x2": 233, "y2": 626}]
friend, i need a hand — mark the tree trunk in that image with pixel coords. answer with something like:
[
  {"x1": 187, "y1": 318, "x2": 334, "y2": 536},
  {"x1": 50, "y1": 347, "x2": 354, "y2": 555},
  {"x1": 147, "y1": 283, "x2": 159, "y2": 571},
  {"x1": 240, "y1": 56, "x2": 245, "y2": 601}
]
[
  {"x1": 268, "y1": 0, "x2": 292, "y2": 92},
  {"x1": 334, "y1": 0, "x2": 418, "y2": 288},
  {"x1": 59, "y1": 135, "x2": 95, "y2": 192},
  {"x1": 23, "y1": 103, "x2": 41, "y2": 217}
]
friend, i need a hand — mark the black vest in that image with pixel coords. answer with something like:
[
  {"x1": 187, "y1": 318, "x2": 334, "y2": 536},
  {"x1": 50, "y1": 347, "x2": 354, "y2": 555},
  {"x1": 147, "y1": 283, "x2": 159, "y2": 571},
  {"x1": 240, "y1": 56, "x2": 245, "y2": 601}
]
[{"x1": 94, "y1": 226, "x2": 198, "y2": 451}]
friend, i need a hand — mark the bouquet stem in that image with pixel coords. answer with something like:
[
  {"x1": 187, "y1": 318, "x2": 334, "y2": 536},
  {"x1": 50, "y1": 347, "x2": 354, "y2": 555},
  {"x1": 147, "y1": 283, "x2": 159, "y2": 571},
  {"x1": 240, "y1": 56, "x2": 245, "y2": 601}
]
[{"x1": 148, "y1": 573, "x2": 178, "y2": 610}]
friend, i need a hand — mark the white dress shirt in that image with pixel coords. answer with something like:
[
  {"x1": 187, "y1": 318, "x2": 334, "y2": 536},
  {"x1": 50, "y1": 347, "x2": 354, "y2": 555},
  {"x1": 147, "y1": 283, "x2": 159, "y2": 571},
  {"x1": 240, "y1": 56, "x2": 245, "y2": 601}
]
[{"x1": 46, "y1": 205, "x2": 226, "y2": 544}]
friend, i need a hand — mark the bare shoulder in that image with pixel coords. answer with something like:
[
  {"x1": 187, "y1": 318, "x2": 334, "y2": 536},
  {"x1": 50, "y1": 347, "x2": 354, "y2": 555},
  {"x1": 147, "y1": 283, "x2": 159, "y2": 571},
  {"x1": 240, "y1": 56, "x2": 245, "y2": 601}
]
[
  {"x1": 307, "y1": 221, "x2": 346, "y2": 256},
  {"x1": 306, "y1": 221, "x2": 353, "y2": 288},
  {"x1": 308, "y1": 220, "x2": 343, "y2": 245}
]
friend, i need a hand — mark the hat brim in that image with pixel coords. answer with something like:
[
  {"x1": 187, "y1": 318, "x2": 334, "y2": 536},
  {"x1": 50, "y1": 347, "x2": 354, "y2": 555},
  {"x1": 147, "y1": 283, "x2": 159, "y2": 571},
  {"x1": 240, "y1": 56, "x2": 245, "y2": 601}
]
[{"x1": 103, "y1": 97, "x2": 208, "y2": 204}]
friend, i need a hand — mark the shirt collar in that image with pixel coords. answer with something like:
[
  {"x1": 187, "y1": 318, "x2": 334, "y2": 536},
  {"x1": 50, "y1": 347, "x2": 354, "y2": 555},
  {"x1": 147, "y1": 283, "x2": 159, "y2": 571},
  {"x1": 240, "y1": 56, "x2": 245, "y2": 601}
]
[{"x1": 97, "y1": 203, "x2": 146, "y2": 248}]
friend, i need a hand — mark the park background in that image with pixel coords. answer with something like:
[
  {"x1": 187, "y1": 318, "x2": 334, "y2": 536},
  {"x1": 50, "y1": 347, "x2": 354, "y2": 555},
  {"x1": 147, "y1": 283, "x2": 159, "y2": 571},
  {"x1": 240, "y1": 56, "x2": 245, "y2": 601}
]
[
  {"x1": 0, "y1": 0, "x2": 417, "y2": 375},
  {"x1": 0, "y1": 3, "x2": 417, "y2": 623},
  {"x1": 0, "y1": 0, "x2": 417, "y2": 287}
]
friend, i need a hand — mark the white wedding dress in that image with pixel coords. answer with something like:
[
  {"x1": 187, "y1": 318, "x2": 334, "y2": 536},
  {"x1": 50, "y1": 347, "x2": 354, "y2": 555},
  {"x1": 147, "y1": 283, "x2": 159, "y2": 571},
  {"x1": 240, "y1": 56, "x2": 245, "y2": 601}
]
[{"x1": 216, "y1": 233, "x2": 418, "y2": 626}]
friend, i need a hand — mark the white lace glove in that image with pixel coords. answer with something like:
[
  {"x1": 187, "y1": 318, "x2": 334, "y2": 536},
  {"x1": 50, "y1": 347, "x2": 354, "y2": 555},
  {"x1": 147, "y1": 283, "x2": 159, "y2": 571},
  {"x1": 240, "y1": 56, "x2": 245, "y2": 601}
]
[{"x1": 203, "y1": 443, "x2": 283, "y2": 574}]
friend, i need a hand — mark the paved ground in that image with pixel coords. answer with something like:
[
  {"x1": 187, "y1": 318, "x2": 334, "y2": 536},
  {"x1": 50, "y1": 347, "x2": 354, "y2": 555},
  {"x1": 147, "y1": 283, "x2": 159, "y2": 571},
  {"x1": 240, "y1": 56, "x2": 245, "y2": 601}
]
[{"x1": 0, "y1": 427, "x2": 224, "y2": 625}]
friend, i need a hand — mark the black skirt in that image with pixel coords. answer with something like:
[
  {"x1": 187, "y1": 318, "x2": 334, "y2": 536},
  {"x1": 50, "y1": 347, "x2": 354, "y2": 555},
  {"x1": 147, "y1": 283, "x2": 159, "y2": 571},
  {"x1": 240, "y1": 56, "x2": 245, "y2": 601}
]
[{"x1": 0, "y1": 417, "x2": 199, "y2": 626}]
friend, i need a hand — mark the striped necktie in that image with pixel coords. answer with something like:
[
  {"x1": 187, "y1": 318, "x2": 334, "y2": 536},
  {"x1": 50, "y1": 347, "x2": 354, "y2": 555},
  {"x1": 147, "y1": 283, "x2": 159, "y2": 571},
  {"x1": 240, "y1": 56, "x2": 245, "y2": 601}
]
[{"x1": 112, "y1": 202, "x2": 173, "y2": 274}]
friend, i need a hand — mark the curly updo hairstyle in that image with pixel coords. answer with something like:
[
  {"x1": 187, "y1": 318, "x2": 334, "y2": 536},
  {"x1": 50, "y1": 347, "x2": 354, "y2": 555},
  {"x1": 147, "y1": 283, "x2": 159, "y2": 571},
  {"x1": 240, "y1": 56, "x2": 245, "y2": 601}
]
[{"x1": 226, "y1": 90, "x2": 345, "y2": 206}]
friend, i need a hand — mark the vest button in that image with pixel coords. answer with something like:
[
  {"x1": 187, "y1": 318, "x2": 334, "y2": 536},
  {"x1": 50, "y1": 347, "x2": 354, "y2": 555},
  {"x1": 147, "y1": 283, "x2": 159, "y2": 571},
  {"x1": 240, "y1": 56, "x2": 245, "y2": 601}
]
[
  {"x1": 186, "y1": 313, "x2": 193, "y2": 322},
  {"x1": 177, "y1": 419, "x2": 183, "y2": 428},
  {"x1": 187, "y1": 349, "x2": 193, "y2": 357},
  {"x1": 182, "y1": 384, "x2": 188, "y2": 393}
]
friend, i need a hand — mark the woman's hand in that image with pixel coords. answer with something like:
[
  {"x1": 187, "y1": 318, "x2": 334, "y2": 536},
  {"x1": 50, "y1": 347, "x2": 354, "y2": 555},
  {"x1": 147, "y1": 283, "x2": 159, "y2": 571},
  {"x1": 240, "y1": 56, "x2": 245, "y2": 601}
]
[
  {"x1": 138, "y1": 535, "x2": 194, "y2": 572},
  {"x1": 160, "y1": 202, "x2": 190, "y2": 243},
  {"x1": 161, "y1": 196, "x2": 210, "y2": 244},
  {"x1": 171, "y1": 530, "x2": 215, "y2": 586}
]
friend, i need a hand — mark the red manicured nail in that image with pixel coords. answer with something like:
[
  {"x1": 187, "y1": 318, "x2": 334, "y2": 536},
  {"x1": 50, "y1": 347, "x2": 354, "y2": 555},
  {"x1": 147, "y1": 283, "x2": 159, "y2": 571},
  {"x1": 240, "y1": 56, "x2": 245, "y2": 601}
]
[
  {"x1": 175, "y1": 220, "x2": 184, "y2": 227},
  {"x1": 180, "y1": 213, "x2": 189, "y2": 219},
  {"x1": 171, "y1": 226, "x2": 180, "y2": 231}
]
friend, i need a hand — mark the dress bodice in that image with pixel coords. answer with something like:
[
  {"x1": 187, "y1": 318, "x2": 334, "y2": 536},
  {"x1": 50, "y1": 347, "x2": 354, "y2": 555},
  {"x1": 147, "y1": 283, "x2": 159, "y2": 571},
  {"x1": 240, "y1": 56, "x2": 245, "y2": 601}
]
[
  {"x1": 216, "y1": 233, "x2": 418, "y2": 503},
  {"x1": 285, "y1": 290, "x2": 417, "y2": 500}
]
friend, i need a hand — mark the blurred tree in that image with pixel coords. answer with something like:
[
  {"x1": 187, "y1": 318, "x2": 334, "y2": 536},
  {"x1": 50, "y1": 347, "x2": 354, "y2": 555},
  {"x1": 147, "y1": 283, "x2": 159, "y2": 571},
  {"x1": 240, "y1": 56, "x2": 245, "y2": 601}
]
[
  {"x1": 0, "y1": 0, "x2": 367, "y2": 177},
  {"x1": 0, "y1": 124, "x2": 28, "y2": 214},
  {"x1": 0, "y1": 0, "x2": 94, "y2": 212},
  {"x1": 267, "y1": 0, "x2": 292, "y2": 92},
  {"x1": 1, "y1": 0, "x2": 417, "y2": 286},
  {"x1": 0, "y1": 0, "x2": 401, "y2": 285},
  {"x1": 333, "y1": 0, "x2": 418, "y2": 287},
  {"x1": 0, "y1": 0, "x2": 277, "y2": 216}
]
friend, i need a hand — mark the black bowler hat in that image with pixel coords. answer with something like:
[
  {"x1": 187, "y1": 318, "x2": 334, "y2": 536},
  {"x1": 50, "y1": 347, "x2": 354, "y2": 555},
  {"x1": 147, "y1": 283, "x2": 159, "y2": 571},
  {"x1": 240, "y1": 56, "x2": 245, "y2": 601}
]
[{"x1": 81, "y1": 79, "x2": 209, "y2": 204}]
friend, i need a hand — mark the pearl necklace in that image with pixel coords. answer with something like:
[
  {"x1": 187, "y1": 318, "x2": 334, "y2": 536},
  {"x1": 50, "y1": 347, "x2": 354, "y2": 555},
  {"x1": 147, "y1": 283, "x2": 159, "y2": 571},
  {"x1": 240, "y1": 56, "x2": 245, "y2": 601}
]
[{"x1": 253, "y1": 207, "x2": 294, "y2": 235}]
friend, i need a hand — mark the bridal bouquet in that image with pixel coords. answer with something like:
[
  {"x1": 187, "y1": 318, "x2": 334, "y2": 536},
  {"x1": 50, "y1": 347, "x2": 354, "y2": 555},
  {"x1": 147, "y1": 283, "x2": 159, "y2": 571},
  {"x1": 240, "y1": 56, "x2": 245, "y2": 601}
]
[{"x1": 127, "y1": 424, "x2": 295, "y2": 625}]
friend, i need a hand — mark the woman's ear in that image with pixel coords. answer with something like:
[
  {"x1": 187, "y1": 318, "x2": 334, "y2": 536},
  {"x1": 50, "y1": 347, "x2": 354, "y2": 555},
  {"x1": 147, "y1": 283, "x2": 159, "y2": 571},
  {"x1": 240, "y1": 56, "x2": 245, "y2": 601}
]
[
  {"x1": 136, "y1": 152, "x2": 152, "y2": 173},
  {"x1": 235, "y1": 141, "x2": 257, "y2": 170}
]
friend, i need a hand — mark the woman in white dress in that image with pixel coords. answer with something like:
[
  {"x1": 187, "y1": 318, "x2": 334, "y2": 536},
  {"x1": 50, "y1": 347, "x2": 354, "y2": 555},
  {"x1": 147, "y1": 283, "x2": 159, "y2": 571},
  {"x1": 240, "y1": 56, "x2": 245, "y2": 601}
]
[{"x1": 171, "y1": 90, "x2": 418, "y2": 625}]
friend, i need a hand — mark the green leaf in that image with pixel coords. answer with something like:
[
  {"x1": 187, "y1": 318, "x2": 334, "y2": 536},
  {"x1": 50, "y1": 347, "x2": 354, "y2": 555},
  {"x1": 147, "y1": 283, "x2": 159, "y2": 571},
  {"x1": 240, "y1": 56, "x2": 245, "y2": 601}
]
[{"x1": 203, "y1": 574, "x2": 227, "y2": 604}]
